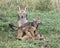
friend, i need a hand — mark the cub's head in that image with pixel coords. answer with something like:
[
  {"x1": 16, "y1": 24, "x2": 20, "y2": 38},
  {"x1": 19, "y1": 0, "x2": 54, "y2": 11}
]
[
  {"x1": 33, "y1": 17, "x2": 41, "y2": 25},
  {"x1": 32, "y1": 17, "x2": 42, "y2": 29}
]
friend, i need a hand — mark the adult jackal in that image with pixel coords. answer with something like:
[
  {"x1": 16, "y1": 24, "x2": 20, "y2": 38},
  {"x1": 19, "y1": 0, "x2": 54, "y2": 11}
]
[{"x1": 17, "y1": 6, "x2": 28, "y2": 27}]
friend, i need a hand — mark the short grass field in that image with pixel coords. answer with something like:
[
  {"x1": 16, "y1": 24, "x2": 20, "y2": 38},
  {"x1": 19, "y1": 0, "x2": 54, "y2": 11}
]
[{"x1": 0, "y1": 10, "x2": 60, "y2": 48}]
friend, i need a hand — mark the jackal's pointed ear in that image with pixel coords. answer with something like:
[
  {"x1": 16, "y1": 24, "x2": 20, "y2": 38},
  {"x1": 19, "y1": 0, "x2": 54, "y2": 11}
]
[
  {"x1": 33, "y1": 17, "x2": 37, "y2": 21},
  {"x1": 17, "y1": 6, "x2": 20, "y2": 11},
  {"x1": 38, "y1": 17, "x2": 40, "y2": 19},
  {"x1": 25, "y1": 6, "x2": 28, "y2": 11},
  {"x1": 37, "y1": 17, "x2": 41, "y2": 24}
]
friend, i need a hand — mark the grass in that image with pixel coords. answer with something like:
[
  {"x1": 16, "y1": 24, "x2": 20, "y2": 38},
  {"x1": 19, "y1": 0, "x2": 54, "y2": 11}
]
[
  {"x1": 0, "y1": 10, "x2": 60, "y2": 48},
  {"x1": 0, "y1": 0, "x2": 60, "y2": 47}
]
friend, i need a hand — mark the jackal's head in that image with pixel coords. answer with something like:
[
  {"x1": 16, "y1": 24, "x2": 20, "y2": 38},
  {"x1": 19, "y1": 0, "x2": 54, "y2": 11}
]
[
  {"x1": 17, "y1": 6, "x2": 28, "y2": 19},
  {"x1": 33, "y1": 17, "x2": 42, "y2": 29},
  {"x1": 33, "y1": 17, "x2": 41, "y2": 25}
]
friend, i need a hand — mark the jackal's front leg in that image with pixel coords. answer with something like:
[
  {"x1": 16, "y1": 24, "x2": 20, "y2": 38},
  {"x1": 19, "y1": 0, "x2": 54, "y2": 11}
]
[
  {"x1": 22, "y1": 31, "x2": 32, "y2": 40},
  {"x1": 33, "y1": 30, "x2": 40, "y2": 40},
  {"x1": 18, "y1": 21, "x2": 22, "y2": 27},
  {"x1": 16, "y1": 29, "x2": 23, "y2": 40}
]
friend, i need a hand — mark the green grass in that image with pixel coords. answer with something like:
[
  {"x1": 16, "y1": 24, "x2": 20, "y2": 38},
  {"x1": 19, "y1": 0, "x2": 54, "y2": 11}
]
[
  {"x1": 0, "y1": 10, "x2": 60, "y2": 48},
  {"x1": 0, "y1": 0, "x2": 60, "y2": 48}
]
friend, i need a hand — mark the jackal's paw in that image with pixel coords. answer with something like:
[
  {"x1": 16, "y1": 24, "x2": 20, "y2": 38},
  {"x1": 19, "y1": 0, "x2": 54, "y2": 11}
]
[
  {"x1": 16, "y1": 37, "x2": 22, "y2": 40},
  {"x1": 39, "y1": 34, "x2": 45, "y2": 40}
]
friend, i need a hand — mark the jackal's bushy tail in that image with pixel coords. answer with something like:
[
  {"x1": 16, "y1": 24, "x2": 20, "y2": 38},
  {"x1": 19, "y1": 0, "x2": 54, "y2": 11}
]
[{"x1": 9, "y1": 24, "x2": 18, "y2": 30}]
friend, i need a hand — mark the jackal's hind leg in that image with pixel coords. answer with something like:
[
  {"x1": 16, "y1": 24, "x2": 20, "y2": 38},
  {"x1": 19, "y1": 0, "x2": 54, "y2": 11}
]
[{"x1": 34, "y1": 34, "x2": 40, "y2": 40}]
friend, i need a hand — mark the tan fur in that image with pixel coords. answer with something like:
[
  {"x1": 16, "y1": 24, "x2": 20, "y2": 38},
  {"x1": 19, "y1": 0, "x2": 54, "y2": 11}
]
[
  {"x1": 16, "y1": 26, "x2": 32, "y2": 40},
  {"x1": 17, "y1": 18, "x2": 41, "y2": 40},
  {"x1": 18, "y1": 7, "x2": 28, "y2": 27},
  {"x1": 18, "y1": 21, "x2": 22, "y2": 27},
  {"x1": 17, "y1": 28, "x2": 40, "y2": 40}
]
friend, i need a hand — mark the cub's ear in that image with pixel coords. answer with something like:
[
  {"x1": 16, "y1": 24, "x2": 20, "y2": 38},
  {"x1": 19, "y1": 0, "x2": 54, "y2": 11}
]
[
  {"x1": 38, "y1": 17, "x2": 40, "y2": 19},
  {"x1": 37, "y1": 17, "x2": 41, "y2": 22},
  {"x1": 37, "y1": 17, "x2": 41, "y2": 24},
  {"x1": 33, "y1": 17, "x2": 37, "y2": 21}
]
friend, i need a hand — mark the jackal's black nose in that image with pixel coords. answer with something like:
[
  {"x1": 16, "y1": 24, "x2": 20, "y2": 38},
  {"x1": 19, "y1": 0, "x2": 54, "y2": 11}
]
[{"x1": 21, "y1": 16, "x2": 23, "y2": 18}]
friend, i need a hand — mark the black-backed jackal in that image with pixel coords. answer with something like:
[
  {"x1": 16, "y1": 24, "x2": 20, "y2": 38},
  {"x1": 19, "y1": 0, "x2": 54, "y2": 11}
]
[
  {"x1": 9, "y1": 17, "x2": 42, "y2": 40},
  {"x1": 17, "y1": 6, "x2": 28, "y2": 27}
]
